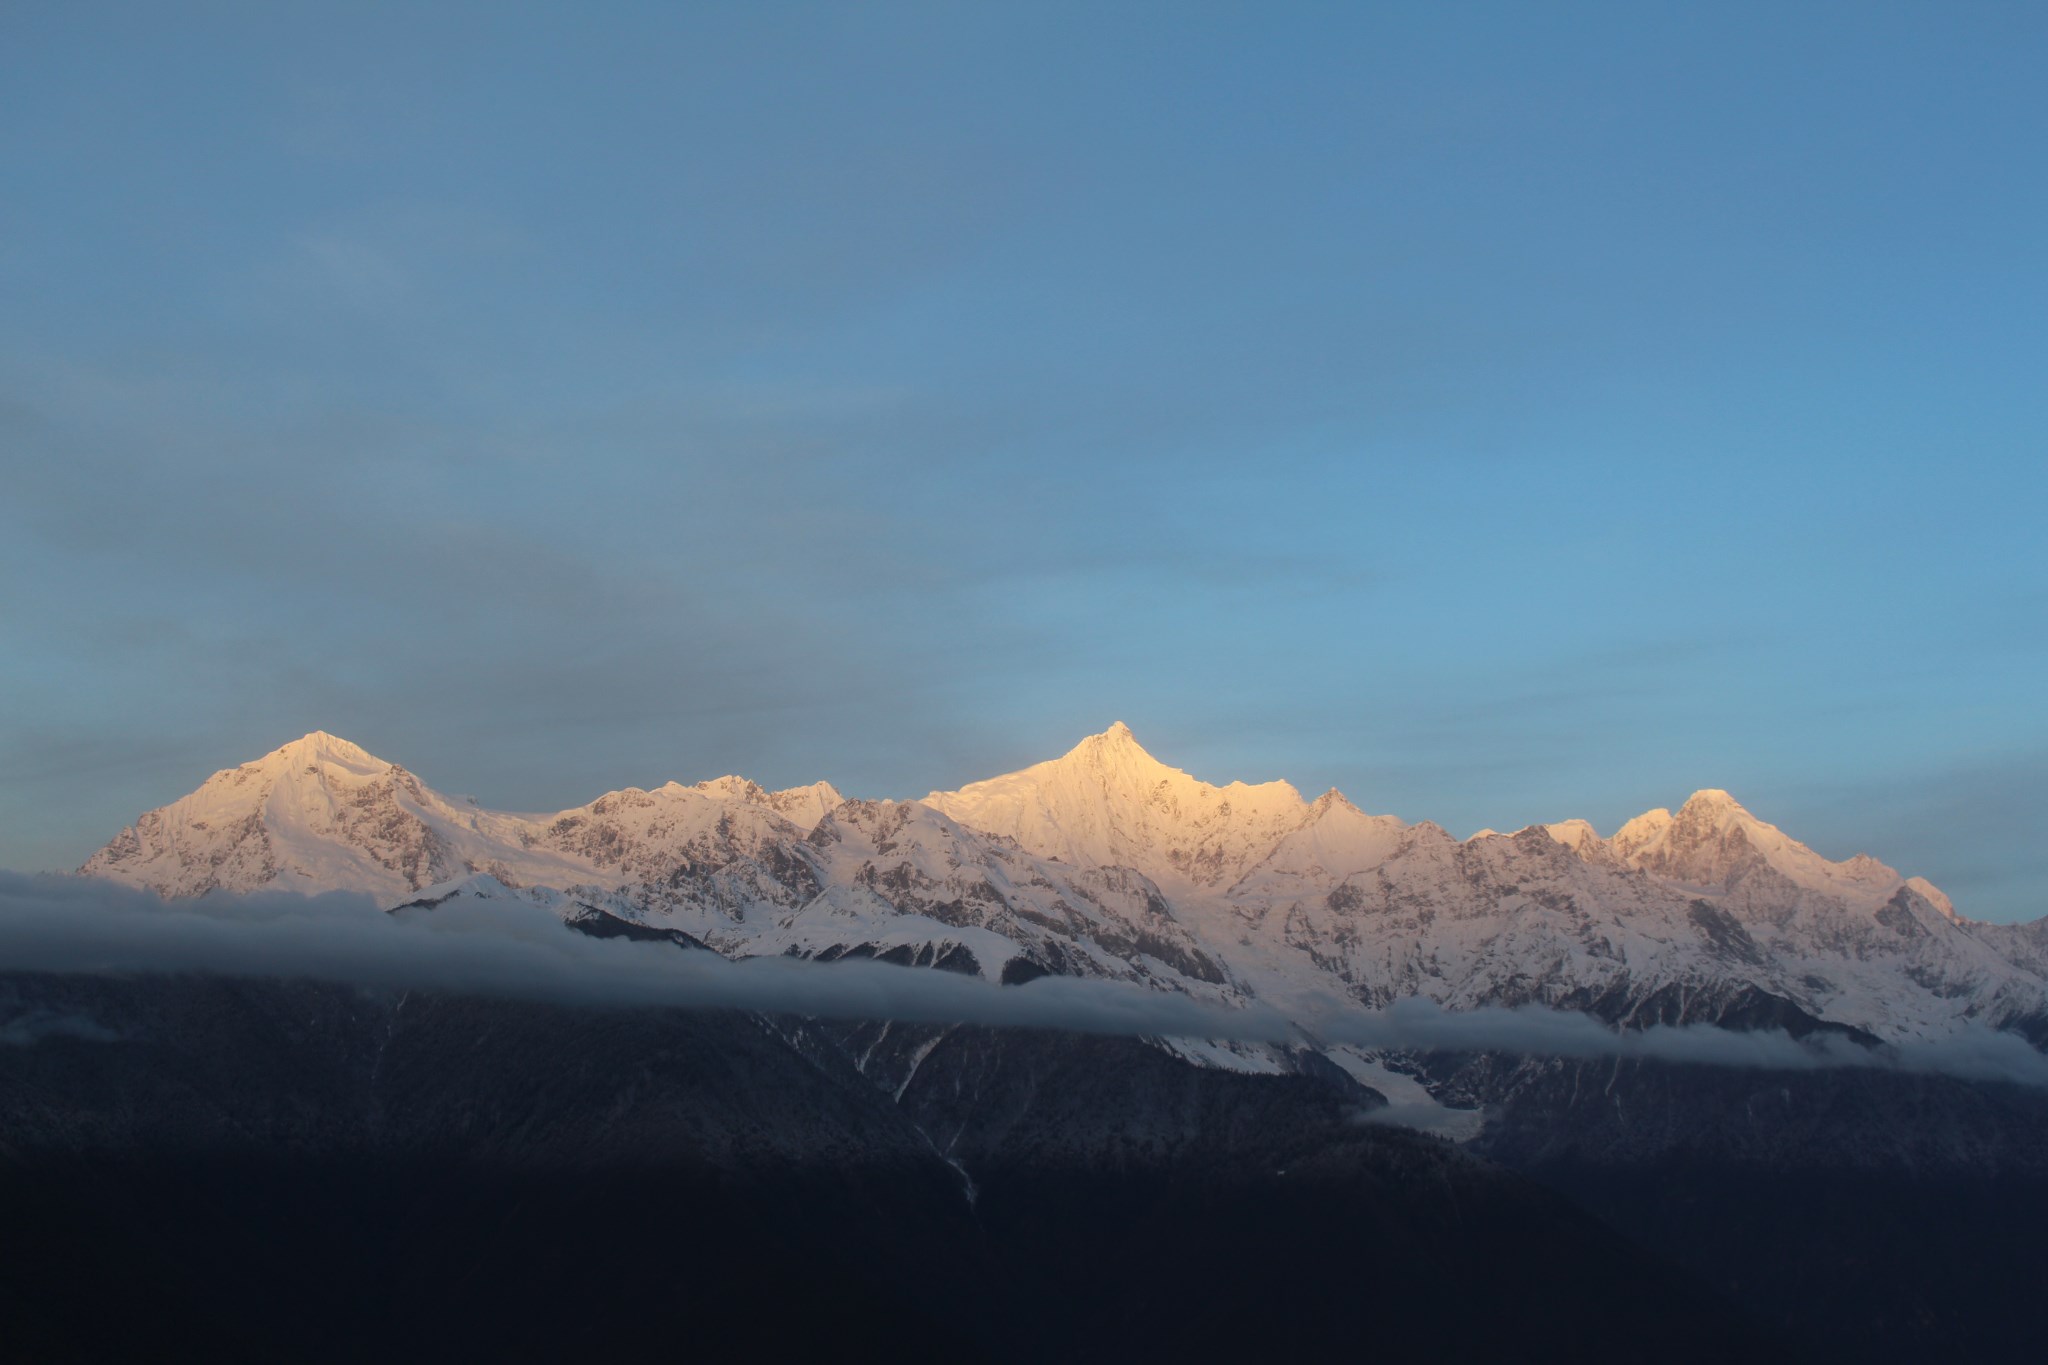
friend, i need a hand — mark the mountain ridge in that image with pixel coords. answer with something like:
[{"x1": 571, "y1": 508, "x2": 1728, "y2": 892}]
[{"x1": 77, "y1": 725, "x2": 2048, "y2": 1053}]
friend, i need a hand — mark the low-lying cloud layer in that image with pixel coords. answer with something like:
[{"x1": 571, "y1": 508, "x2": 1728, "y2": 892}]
[
  {"x1": 3, "y1": 873, "x2": 2044, "y2": 1087},
  {"x1": 1305, "y1": 997, "x2": 2048, "y2": 1088}
]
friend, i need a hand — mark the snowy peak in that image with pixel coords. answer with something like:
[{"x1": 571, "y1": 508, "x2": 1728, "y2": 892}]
[
  {"x1": 171, "y1": 731, "x2": 387, "y2": 799},
  {"x1": 1234, "y1": 787, "x2": 1409, "y2": 889},
  {"x1": 81, "y1": 731, "x2": 846, "y2": 901},
  {"x1": 1672, "y1": 788, "x2": 1755, "y2": 833},
  {"x1": 263, "y1": 730, "x2": 390, "y2": 773},
  {"x1": 684, "y1": 775, "x2": 842, "y2": 829},
  {"x1": 81, "y1": 729, "x2": 455, "y2": 898},
  {"x1": 72, "y1": 725, "x2": 2045, "y2": 1045},
  {"x1": 1050, "y1": 721, "x2": 1196, "y2": 791},
  {"x1": 922, "y1": 724, "x2": 1306, "y2": 886},
  {"x1": 1542, "y1": 818, "x2": 1610, "y2": 861},
  {"x1": 80, "y1": 731, "x2": 1956, "y2": 938},
  {"x1": 1608, "y1": 806, "x2": 1675, "y2": 863},
  {"x1": 1309, "y1": 787, "x2": 1360, "y2": 816},
  {"x1": 1907, "y1": 876, "x2": 1959, "y2": 920},
  {"x1": 1652, "y1": 789, "x2": 1769, "y2": 880},
  {"x1": 765, "y1": 780, "x2": 846, "y2": 830},
  {"x1": 691, "y1": 775, "x2": 766, "y2": 801},
  {"x1": 1608, "y1": 788, "x2": 1904, "y2": 907}
]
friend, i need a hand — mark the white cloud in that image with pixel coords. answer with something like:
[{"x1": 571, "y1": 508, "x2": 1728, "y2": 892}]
[{"x1": 3, "y1": 872, "x2": 2044, "y2": 1087}]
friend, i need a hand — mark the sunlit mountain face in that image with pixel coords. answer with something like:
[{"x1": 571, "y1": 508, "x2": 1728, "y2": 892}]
[
  {"x1": 5, "y1": 726, "x2": 2043, "y2": 1361},
  {"x1": 81, "y1": 725, "x2": 2048, "y2": 1048}
]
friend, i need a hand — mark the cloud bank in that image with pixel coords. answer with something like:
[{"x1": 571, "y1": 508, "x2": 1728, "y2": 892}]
[
  {"x1": 2, "y1": 873, "x2": 2043, "y2": 1087},
  {"x1": 1300, "y1": 997, "x2": 2048, "y2": 1088}
]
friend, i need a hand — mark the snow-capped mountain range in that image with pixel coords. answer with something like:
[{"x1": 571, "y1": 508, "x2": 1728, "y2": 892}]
[{"x1": 80, "y1": 725, "x2": 2048, "y2": 1047}]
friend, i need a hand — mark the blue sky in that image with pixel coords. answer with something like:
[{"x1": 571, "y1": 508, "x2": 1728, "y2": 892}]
[{"x1": 3, "y1": 2, "x2": 2044, "y2": 919}]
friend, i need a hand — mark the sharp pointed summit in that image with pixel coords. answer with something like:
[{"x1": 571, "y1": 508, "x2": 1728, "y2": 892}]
[
  {"x1": 1053, "y1": 720, "x2": 1161, "y2": 768},
  {"x1": 1310, "y1": 786, "x2": 1359, "y2": 814},
  {"x1": 259, "y1": 730, "x2": 391, "y2": 774},
  {"x1": 925, "y1": 725, "x2": 1305, "y2": 886}
]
